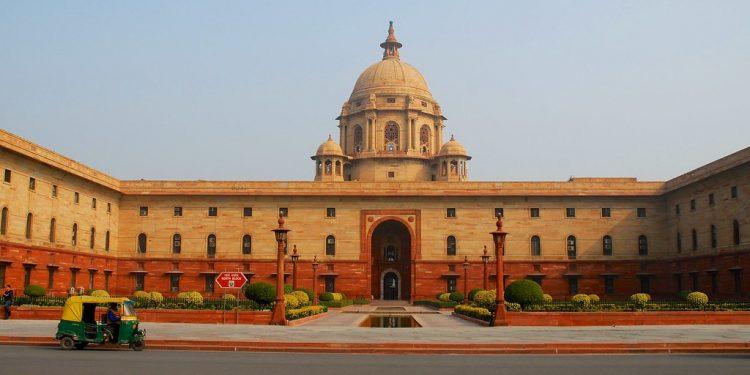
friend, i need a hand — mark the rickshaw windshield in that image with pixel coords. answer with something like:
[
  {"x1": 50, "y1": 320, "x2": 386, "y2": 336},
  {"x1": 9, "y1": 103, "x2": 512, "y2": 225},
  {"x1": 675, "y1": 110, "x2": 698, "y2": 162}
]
[{"x1": 123, "y1": 301, "x2": 137, "y2": 317}]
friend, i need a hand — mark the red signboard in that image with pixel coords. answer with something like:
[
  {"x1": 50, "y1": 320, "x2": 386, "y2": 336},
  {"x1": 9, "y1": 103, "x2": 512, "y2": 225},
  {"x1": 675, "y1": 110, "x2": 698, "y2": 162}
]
[{"x1": 215, "y1": 272, "x2": 248, "y2": 289}]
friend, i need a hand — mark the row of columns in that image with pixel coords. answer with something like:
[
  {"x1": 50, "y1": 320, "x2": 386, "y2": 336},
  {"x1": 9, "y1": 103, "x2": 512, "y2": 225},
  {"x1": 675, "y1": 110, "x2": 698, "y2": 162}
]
[{"x1": 342, "y1": 115, "x2": 444, "y2": 154}]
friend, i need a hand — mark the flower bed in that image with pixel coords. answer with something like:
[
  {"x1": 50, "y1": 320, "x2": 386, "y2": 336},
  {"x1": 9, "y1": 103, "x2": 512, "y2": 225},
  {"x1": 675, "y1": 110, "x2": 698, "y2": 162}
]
[
  {"x1": 414, "y1": 300, "x2": 458, "y2": 309},
  {"x1": 286, "y1": 305, "x2": 327, "y2": 320}
]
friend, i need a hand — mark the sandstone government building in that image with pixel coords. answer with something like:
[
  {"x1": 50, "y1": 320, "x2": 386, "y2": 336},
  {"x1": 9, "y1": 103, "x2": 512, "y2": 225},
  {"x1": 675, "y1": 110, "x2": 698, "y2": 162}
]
[{"x1": 1, "y1": 23, "x2": 748, "y2": 302}]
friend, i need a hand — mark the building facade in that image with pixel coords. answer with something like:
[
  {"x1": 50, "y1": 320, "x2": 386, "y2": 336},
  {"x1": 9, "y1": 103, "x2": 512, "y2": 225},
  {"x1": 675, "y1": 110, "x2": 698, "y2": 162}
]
[{"x1": 1, "y1": 23, "x2": 748, "y2": 301}]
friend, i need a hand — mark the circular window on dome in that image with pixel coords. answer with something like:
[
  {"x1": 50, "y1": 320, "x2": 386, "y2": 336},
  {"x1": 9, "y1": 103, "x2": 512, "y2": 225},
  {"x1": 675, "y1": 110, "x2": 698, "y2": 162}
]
[{"x1": 384, "y1": 123, "x2": 399, "y2": 152}]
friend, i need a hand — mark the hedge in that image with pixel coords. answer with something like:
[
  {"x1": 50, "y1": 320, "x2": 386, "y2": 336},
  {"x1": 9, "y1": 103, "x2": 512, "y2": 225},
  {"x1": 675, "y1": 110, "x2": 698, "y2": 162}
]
[
  {"x1": 414, "y1": 300, "x2": 458, "y2": 309},
  {"x1": 286, "y1": 305, "x2": 327, "y2": 320},
  {"x1": 24, "y1": 284, "x2": 46, "y2": 297},
  {"x1": 504, "y1": 279, "x2": 544, "y2": 307},
  {"x1": 319, "y1": 299, "x2": 354, "y2": 308},
  {"x1": 454, "y1": 304, "x2": 492, "y2": 322},
  {"x1": 244, "y1": 282, "x2": 276, "y2": 304}
]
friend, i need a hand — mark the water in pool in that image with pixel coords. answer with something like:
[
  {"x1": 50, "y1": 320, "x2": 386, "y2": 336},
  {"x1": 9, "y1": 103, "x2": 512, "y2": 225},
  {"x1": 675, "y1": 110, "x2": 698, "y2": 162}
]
[{"x1": 360, "y1": 315, "x2": 421, "y2": 328}]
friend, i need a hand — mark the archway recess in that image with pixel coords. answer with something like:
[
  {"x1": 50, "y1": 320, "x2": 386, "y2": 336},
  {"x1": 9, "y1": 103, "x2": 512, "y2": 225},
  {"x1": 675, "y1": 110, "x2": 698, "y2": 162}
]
[{"x1": 370, "y1": 220, "x2": 412, "y2": 300}]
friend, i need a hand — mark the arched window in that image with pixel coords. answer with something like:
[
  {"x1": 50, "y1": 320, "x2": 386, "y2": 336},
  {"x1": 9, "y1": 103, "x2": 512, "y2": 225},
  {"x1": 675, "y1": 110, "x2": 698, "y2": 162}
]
[
  {"x1": 207, "y1": 234, "x2": 216, "y2": 258},
  {"x1": 242, "y1": 234, "x2": 252, "y2": 254},
  {"x1": 316, "y1": 160, "x2": 322, "y2": 176},
  {"x1": 0, "y1": 207, "x2": 7, "y2": 235},
  {"x1": 603, "y1": 235, "x2": 613, "y2": 256},
  {"x1": 353, "y1": 125, "x2": 363, "y2": 153},
  {"x1": 324, "y1": 159, "x2": 332, "y2": 175},
  {"x1": 710, "y1": 225, "x2": 717, "y2": 249},
  {"x1": 530, "y1": 235, "x2": 541, "y2": 256},
  {"x1": 419, "y1": 125, "x2": 430, "y2": 154},
  {"x1": 447, "y1": 235, "x2": 457, "y2": 256},
  {"x1": 72, "y1": 223, "x2": 78, "y2": 246},
  {"x1": 25, "y1": 212, "x2": 33, "y2": 239},
  {"x1": 384, "y1": 122, "x2": 399, "y2": 152},
  {"x1": 385, "y1": 245, "x2": 397, "y2": 262},
  {"x1": 638, "y1": 235, "x2": 648, "y2": 256},
  {"x1": 89, "y1": 227, "x2": 95, "y2": 249},
  {"x1": 450, "y1": 160, "x2": 458, "y2": 175},
  {"x1": 335, "y1": 160, "x2": 342, "y2": 176},
  {"x1": 441, "y1": 161, "x2": 448, "y2": 176},
  {"x1": 105, "y1": 231, "x2": 110, "y2": 252},
  {"x1": 734, "y1": 220, "x2": 741, "y2": 245},
  {"x1": 137, "y1": 233, "x2": 147, "y2": 253},
  {"x1": 692, "y1": 229, "x2": 698, "y2": 251},
  {"x1": 566, "y1": 235, "x2": 577, "y2": 259},
  {"x1": 49, "y1": 218, "x2": 56, "y2": 243},
  {"x1": 172, "y1": 234, "x2": 181, "y2": 254},
  {"x1": 326, "y1": 235, "x2": 336, "y2": 256}
]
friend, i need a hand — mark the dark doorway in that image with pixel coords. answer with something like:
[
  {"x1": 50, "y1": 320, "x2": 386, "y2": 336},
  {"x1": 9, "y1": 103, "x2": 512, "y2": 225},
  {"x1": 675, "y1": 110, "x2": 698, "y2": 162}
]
[{"x1": 383, "y1": 272, "x2": 399, "y2": 300}]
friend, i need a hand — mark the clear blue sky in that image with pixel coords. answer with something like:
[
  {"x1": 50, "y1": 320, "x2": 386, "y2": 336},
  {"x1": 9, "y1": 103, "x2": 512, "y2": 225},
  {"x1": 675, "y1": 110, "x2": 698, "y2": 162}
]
[{"x1": 2, "y1": 1, "x2": 748, "y2": 181}]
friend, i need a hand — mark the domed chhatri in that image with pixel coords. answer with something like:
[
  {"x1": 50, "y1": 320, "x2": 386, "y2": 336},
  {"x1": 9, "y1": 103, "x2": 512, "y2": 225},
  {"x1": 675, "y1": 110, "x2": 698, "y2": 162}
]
[
  {"x1": 312, "y1": 135, "x2": 348, "y2": 182},
  {"x1": 315, "y1": 135, "x2": 344, "y2": 157},
  {"x1": 438, "y1": 135, "x2": 471, "y2": 158},
  {"x1": 328, "y1": 22, "x2": 469, "y2": 182}
]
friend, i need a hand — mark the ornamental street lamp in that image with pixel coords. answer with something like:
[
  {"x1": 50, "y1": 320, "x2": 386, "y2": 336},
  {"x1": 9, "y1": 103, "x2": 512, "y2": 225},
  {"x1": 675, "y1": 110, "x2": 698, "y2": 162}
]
[
  {"x1": 481, "y1": 245, "x2": 490, "y2": 290},
  {"x1": 291, "y1": 244, "x2": 300, "y2": 290},
  {"x1": 270, "y1": 213, "x2": 290, "y2": 325},
  {"x1": 462, "y1": 255, "x2": 470, "y2": 304},
  {"x1": 311, "y1": 255, "x2": 319, "y2": 305},
  {"x1": 490, "y1": 214, "x2": 508, "y2": 327}
]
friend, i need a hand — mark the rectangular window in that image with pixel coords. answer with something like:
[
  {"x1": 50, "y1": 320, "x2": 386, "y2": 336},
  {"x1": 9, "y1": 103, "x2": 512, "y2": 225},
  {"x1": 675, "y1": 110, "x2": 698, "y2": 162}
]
[
  {"x1": 566, "y1": 208, "x2": 576, "y2": 218},
  {"x1": 279, "y1": 207, "x2": 288, "y2": 217},
  {"x1": 74, "y1": 192, "x2": 80, "y2": 204},
  {"x1": 70, "y1": 269, "x2": 78, "y2": 288},
  {"x1": 601, "y1": 208, "x2": 611, "y2": 218},
  {"x1": 493, "y1": 208, "x2": 504, "y2": 218},
  {"x1": 640, "y1": 277, "x2": 651, "y2": 294},
  {"x1": 104, "y1": 273, "x2": 110, "y2": 291},
  {"x1": 174, "y1": 207, "x2": 183, "y2": 216},
  {"x1": 205, "y1": 275, "x2": 215, "y2": 293},
  {"x1": 24, "y1": 266, "x2": 33, "y2": 288},
  {"x1": 325, "y1": 277, "x2": 335, "y2": 293},
  {"x1": 568, "y1": 277, "x2": 579, "y2": 295},
  {"x1": 675, "y1": 204, "x2": 680, "y2": 215},
  {"x1": 690, "y1": 272, "x2": 699, "y2": 291},
  {"x1": 208, "y1": 207, "x2": 217, "y2": 216},
  {"x1": 139, "y1": 206, "x2": 148, "y2": 216},
  {"x1": 135, "y1": 274, "x2": 145, "y2": 291},
  {"x1": 708, "y1": 193, "x2": 715, "y2": 206},
  {"x1": 170, "y1": 274, "x2": 180, "y2": 293},
  {"x1": 733, "y1": 270, "x2": 742, "y2": 295},
  {"x1": 3, "y1": 169, "x2": 10, "y2": 183},
  {"x1": 48, "y1": 268, "x2": 55, "y2": 289},
  {"x1": 674, "y1": 274, "x2": 683, "y2": 293},
  {"x1": 387, "y1": 171, "x2": 395, "y2": 179},
  {"x1": 710, "y1": 272, "x2": 718, "y2": 295},
  {"x1": 326, "y1": 207, "x2": 336, "y2": 218},
  {"x1": 386, "y1": 97, "x2": 396, "y2": 103},
  {"x1": 636, "y1": 208, "x2": 646, "y2": 218},
  {"x1": 91, "y1": 198, "x2": 96, "y2": 209},
  {"x1": 52, "y1": 185, "x2": 58, "y2": 197},
  {"x1": 604, "y1": 277, "x2": 615, "y2": 294},
  {"x1": 243, "y1": 207, "x2": 253, "y2": 217},
  {"x1": 530, "y1": 208, "x2": 540, "y2": 218},
  {"x1": 690, "y1": 199, "x2": 696, "y2": 211},
  {"x1": 447, "y1": 278, "x2": 457, "y2": 293},
  {"x1": 88, "y1": 270, "x2": 95, "y2": 290},
  {"x1": 106, "y1": 203, "x2": 111, "y2": 213},
  {"x1": 731, "y1": 186, "x2": 738, "y2": 199},
  {"x1": 447, "y1": 208, "x2": 457, "y2": 218},
  {"x1": 29, "y1": 177, "x2": 36, "y2": 191}
]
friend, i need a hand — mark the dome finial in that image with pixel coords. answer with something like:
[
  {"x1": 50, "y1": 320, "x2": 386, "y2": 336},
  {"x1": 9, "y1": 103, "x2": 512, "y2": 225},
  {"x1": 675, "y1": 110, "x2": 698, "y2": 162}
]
[
  {"x1": 327, "y1": 134, "x2": 332, "y2": 141},
  {"x1": 450, "y1": 134, "x2": 455, "y2": 141},
  {"x1": 379, "y1": 21, "x2": 402, "y2": 60}
]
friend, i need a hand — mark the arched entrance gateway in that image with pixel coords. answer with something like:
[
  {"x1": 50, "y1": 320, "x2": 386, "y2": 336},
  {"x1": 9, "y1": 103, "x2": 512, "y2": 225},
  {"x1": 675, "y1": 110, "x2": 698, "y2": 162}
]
[{"x1": 370, "y1": 220, "x2": 412, "y2": 301}]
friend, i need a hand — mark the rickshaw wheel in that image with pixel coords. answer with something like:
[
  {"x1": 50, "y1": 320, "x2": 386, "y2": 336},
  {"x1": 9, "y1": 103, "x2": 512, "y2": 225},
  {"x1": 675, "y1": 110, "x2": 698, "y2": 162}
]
[
  {"x1": 130, "y1": 340, "x2": 145, "y2": 351},
  {"x1": 74, "y1": 342, "x2": 88, "y2": 350},
  {"x1": 60, "y1": 336, "x2": 75, "y2": 350}
]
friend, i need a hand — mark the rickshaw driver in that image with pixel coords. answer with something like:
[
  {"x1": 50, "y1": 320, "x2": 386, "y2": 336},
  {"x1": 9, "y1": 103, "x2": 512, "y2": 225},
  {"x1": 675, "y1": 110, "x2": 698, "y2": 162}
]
[{"x1": 106, "y1": 303, "x2": 121, "y2": 342}]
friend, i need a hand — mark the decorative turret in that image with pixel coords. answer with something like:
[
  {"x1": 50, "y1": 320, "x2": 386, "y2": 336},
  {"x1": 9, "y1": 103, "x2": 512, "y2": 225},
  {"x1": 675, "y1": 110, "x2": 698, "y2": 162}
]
[
  {"x1": 435, "y1": 135, "x2": 471, "y2": 181},
  {"x1": 311, "y1": 135, "x2": 347, "y2": 181},
  {"x1": 380, "y1": 21, "x2": 402, "y2": 60}
]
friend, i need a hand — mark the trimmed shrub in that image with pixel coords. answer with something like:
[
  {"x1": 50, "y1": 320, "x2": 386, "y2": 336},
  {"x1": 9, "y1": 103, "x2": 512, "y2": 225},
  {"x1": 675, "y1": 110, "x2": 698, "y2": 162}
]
[
  {"x1": 284, "y1": 284, "x2": 293, "y2": 294},
  {"x1": 438, "y1": 293, "x2": 451, "y2": 302},
  {"x1": 284, "y1": 293, "x2": 300, "y2": 309},
  {"x1": 133, "y1": 290, "x2": 150, "y2": 299},
  {"x1": 24, "y1": 284, "x2": 46, "y2": 297},
  {"x1": 468, "y1": 288, "x2": 483, "y2": 301},
  {"x1": 244, "y1": 282, "x2": 276, "y2": 304},
  {"x1": 454, "y1": 304, "x2": 492, "y2": 322},
  {"x1": 222, "y1": 294, "x2": 237, "y2": 302},
  {"x1": 630, "y1": 293, "x2": 651, "y2": 310},
  {"x1": 90, "y1": 289, "x2": 109, "y2": 298},
  {"x1": 473, "y1": 290, "x2": 496, "y2": 309},
  {"x1": 319, "y1": 299, "x2": 354, "y2": 308},
  {"x1": 504, "y1": 279, "x2": 544, "y2": 308},
  {"x1": 571, "y1": 294, "x2": 591, "y2": 310},
  {"x1": 179, "y1": 291, "x2": 203, "y2": 307},
  {"x1": 286, "y1": 305, "x2": 327, "y2": 320},
  {"x1": 331, "y1": 292, "x2": 344, "y2": 301},
  {"x1": 148, "y1": 291, "x2": 164, "y2": 304},
  {"x1": 319, "y1": 292, "x2": 334, "y2": 302},
  {"x1": 542, "y1": 294, "x2": 553, "y2": 304},
  {"x1": 294, "y1": 287, "x2": 314, "y2": 302},
  {"x1": 449, "y1": 291, "x2": 465, "y2": 303},
  {"x1": 686, "y1": 292, "x2": 709, "y2": 307},
  {"x1": 677, "y1": 290, "x2": 693, "y2": 300},
  {"x1": 292, "y1": 290, "x2": 310, "y2": 305},
  {"x1": 588, "y1": 294, "x2": 600, "y2": 304}
]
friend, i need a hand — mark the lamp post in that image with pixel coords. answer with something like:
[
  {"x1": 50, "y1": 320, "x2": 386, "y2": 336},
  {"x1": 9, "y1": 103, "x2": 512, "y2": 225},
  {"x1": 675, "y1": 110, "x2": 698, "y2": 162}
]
[
  {"x1": 481, "y1": 245, "x2": 490, "y2": 290},
  {"x1": 462, "y1": 255, "x2": 470, "y2": 304},
  {"x1": 490, "y1": 214, "x2": 508, "y2": 327},
  {"x1": 312, "y1": 255, "x2": 319, "y2": 305},
  {"x1": 270, "y1": 213, "x2": 290, "y2": 325},
  {"x1": 291, "y1": 244, "x2": 300, "y2": 290}
]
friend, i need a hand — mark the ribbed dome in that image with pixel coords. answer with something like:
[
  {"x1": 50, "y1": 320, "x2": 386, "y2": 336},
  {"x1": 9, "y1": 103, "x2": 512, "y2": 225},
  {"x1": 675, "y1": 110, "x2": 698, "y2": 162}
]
[
  {"x1": 350, "y1": 58, "x2": 432, "y2": 100},
  {"x1": 315, "y1": 135, "x2": 344, "y2": 157},
  {"x1": 439, "y1": 136, "x2": 469, "y2": 157}
]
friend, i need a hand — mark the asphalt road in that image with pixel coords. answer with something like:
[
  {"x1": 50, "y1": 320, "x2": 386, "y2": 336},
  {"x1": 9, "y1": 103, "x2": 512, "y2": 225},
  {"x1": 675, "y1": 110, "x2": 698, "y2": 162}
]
[{"x1": 2, "y1": 346, "x2": 750, "y2": 375}]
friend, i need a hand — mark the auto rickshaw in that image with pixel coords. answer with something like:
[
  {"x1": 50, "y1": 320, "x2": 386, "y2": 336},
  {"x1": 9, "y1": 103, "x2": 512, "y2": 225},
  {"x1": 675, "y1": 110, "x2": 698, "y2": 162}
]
[{"x1": 54, "y1": 296, "x2": 145, "y2": 351}]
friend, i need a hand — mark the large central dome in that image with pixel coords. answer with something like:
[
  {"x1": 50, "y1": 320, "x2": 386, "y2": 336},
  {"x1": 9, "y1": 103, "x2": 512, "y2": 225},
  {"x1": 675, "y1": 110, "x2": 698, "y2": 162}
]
[{"x1": 350, "y1": 22, "x2": 433, "y2": 100}]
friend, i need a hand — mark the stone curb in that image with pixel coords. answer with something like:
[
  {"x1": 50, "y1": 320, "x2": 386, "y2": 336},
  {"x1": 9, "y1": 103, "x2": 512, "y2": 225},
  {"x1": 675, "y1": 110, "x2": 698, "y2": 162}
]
[{"x1": 2, "y1": 336, "x2": 750, "y2": 354}]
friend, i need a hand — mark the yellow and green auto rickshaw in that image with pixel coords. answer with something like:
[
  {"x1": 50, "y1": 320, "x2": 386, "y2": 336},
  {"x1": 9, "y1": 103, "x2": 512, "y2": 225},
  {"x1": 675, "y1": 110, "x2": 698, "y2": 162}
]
[{"x1": 54, "y1": 296, "x2": 145, "y2": 351}]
